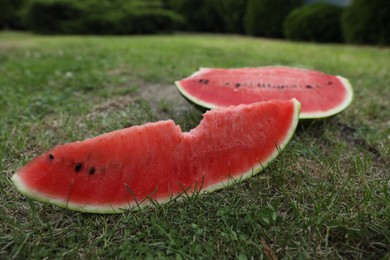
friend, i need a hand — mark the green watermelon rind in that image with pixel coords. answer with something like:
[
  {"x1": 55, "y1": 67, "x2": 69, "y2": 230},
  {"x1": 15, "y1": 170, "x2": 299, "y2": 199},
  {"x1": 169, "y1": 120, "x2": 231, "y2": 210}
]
[
  {"x1": 12, "y1": 100, "x2": 301, "y2": 214},
  {"x1": 175, "y1": 69, "x2": 353, "y2": 120}
]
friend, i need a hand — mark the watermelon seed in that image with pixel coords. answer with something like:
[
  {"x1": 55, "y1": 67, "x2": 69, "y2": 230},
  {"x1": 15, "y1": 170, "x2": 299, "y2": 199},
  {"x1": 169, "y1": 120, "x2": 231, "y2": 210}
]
[
  {"x1": 328, "y1": 81, "x2": 333, "y2": 85},
  {"x1": 89, "y1": 167, "x2": 96, "y2": 175},
  {"x1": 75, "y1": 163, "x2": 82, "y2": 172},
  {"x1": 49, "y1": 153, "x2": 54, "y2": 160},
  {"x1": 236, "y1": 83, "x2": 241, "y2": 87},
  {"x1": 198, "y1": 79, "x2": 204, "y2": 83},
  {"x1": 306, "y1": 85, "x2": 313, "y2": 89}
]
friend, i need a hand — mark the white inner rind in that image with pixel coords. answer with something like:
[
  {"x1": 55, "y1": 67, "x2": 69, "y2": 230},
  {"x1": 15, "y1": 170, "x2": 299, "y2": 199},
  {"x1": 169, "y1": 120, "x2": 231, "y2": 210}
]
[
  {"x1": 175, "y1": 73, "x2": 353, "y2": 120},
  {"x1": 12, "y1": 173, "x2": 171, "y2": 214},
  {"x1": 12, "y1": 100, "x2": 301, "y2": 214},
  {"x1": 175, "y1": 80, "x2": 219, "y2": 109},
  {"x1": 299, "y1": 76, "x2": 353, "y2": 119}
]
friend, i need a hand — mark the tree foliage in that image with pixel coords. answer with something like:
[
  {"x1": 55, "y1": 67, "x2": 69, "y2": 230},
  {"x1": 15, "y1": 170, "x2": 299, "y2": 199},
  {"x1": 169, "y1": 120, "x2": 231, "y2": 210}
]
[
  {"x1": 284, "y1": 3, "x2": 344, "y2": 43},
  {"x1": 0, "y1": 0, "x2": 27, "y2": 29},
  {"x1": 23, "y1": 0, "x2": 183, "y2": 34},
  {"x1": 342, "y1": 0, "x2": 390, "y2": 45},
  {"x1": 244, "y1": 0, "x2": 303, "y2": 38}
]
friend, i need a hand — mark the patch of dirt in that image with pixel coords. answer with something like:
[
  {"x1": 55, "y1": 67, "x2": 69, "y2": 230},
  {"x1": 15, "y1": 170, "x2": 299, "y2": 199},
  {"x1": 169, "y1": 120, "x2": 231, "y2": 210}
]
[
  {"x1": 0, "y1": 41, "x2": 31, "y2": 51},
  {"x1": 88, "y1": 96, "x2": 136, "y2": 118},
  {"x1": 0, "y1": 43, "x2": 18, "y2": 51},
  {"x1": 138, "y1": 83, "x2": 195, "y2": 120},
  {"x1": 294, "y1": 157, "x2": 328, "y2": 179},
  {"x1": 88, "y1": 83, "x2": 192, "y2": 120},
  {"x1": 139, "y1": 83, "x2": 188, "y2": 107},
  {"x1": 337, "y1": 121, "x2": 383, "y2": 156}
]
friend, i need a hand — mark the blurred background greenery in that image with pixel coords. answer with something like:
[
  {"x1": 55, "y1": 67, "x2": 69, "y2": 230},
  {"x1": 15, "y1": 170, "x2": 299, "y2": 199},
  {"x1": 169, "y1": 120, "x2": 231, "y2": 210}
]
[{"x1": 0, "y1": 0, "x2": 389, "y2": 45}]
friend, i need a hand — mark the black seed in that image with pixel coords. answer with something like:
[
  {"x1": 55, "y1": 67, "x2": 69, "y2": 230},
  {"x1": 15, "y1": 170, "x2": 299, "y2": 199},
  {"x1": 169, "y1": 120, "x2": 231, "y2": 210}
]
[
  {"x1": 236, "y1": 83, "x2": 241, "y2": 87},
  {"x1": 49, "y1": 153, "x2": 54, "y2": 160},
  {"x1": 306, "y1": 84, "x2": 313, "y2": 89},
  {"x1": 89, "y1": 167, "x2": 96, "y2": 175},
  {"x1": 75, "y1": 163, "x2": 82, "y2": 172},
  {"x1": 204, "y1": 79, "x2": 209, "y2": 84},
  {"x1": 198, "y1": 79, "x2": 204, "y2": 83}
]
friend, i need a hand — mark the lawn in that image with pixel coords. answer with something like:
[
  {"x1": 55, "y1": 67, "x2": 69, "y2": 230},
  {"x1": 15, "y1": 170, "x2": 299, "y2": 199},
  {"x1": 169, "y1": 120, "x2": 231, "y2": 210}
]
[{"x1": 0, "y1": 32, "x2": 389, "y2": 259}]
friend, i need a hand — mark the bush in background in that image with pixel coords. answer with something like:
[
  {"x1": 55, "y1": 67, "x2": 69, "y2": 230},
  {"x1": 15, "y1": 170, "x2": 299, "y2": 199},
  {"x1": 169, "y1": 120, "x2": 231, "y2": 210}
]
[
  {"x1": 171, "y1": 0, "x2": 225, "y2": 32},
  {"x1": 342, "y1": 0, "x2": 390, "y2": 45},
  {"x1": 165, "y1": 0, "x2": 248, "y2": 34},
  {"x1": 284, "y1": 3, "x2": 344, "y2": 43},
  {"x1": 219, "y1": 0, "x2": 248, "y2": 34},
  {"x1": 0, "y1": 0, "x2": 27, "y2": 29},
  {"x1": 244, "y1": 0, "x2": 303, "y2": 38},
  {"x1": 24, "y1": 0, "x2": 85, "y2": 34},
  {"x1": 119, "y1": 9, "x2": 184, "y2": 34},
  {"x1": 22, "y1": 0, "x2": 184, "y2": 35}
]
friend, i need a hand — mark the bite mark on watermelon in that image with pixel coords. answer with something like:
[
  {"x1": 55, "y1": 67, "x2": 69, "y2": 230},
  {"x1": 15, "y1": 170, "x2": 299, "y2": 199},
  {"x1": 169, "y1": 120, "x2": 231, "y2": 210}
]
[
  {"x1": 175, "y1": 66, "x2": 353, "y2": 119},
  {"x1": 12, "y1": 100, "x2": 300, "y2": 214}
]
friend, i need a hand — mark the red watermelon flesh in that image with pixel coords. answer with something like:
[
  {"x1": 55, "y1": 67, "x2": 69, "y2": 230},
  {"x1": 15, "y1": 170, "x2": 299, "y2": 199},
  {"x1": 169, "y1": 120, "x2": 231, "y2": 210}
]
[
  {"x1": 12, "y1": 100, "x2": 300, "y2": 214},
  {"x1": 175, "y1": 66, "x2": 353, "y2": 119}
]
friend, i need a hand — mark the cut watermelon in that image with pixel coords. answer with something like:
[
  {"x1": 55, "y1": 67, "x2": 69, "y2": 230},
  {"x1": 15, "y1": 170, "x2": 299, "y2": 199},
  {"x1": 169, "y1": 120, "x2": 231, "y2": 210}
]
[
  {"x1": 175, "y1": 66, "x2": 353, "y2": 119},
  {"x1": 12, "y1": 100, "x2": 300, "y2": 214}
]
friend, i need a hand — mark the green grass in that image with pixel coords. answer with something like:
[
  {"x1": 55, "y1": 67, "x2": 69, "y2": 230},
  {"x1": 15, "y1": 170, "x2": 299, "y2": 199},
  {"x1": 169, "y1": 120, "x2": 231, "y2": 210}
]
[{"x1": 1, "y1": 31, "x2": 389, "y2": 259}]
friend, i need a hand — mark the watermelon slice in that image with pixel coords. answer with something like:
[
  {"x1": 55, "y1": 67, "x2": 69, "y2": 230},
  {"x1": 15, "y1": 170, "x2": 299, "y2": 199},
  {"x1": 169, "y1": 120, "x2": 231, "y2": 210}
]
[
  {"x1": 12, "y1": 100, "x2": 300, "y2": 214},
  {"x1": 175, "y1": 66, "x2": 353, "y2": 119}
]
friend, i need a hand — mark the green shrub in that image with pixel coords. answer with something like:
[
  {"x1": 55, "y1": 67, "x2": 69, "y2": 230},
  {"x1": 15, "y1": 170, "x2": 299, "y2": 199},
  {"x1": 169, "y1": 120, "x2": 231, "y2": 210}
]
[
  {"x1": 79, "y1": 12, "x2": 121, "y2": 35},
  {"x1": 171, "y1": 0, "x2": 218, "y2": 32},
  {"x1": 84, "y1": 8, "x2": 184, "y2": 35},
  {"x1": 161, "y1": 0, "x2": 182, "y2": 10},
  {"x1": 124, "y1": 0, "x2": 163, "y2": 10},
  {"x1": 244, "y1": 0, "x2": 303, "y2": 38},
  {"x1": 172, "y1": 0, "x2": 248, "y2": 33},
  {"x1": 24, "y1": 0, "x2": 184, "y2": 35},
  {"x1": 119, "y1": 9, "x2": 184, "y2": 34},
  {"x1": 284, "y1": 3, "x2": 344, "y2": 43},
  {"x1": 342, "y1": 0, "x2": 390, "y2": 45},
  {"x1": 0, "y1": 0, "x2": 27, "y2": 29},
  {"x1": 25, "y1": 0, "x2": 85, "y2": 34},
  {"x1": 219, "y1": 0, "x2": 249, "y2": 34}
]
